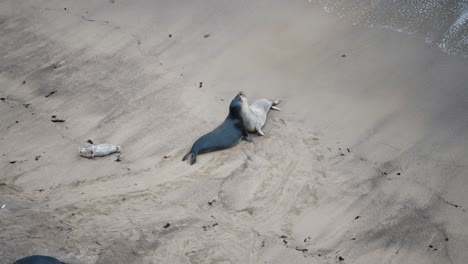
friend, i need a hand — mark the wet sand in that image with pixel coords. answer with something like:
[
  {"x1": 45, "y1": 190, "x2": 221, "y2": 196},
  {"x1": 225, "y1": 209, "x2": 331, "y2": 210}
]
[{"x1": 1, "y1": 0, "x2": 467, "y2": 263}]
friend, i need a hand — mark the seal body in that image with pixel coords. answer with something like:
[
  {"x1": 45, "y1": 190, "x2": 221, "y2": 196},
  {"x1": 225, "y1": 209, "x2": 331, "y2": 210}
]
[
  {"x1": 240, "y1": 93, "x2": 281, "y2": 136},
  {"x1": 182, "y1": 93, "x2": 252, "y2": 165},
  {"x1": 79, "y1": 144, "x2": 121, "y2": 158},
  {"x1": 13, "y1": 255, "x2": 65, "y2": 264}
]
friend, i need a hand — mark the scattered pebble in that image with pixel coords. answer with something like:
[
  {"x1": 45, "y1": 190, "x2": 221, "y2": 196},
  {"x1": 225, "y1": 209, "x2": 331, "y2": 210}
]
[
  {"x1": 168, "y1": 34, "x2": 172, "y2": 38},
  {"x1": 9, "y1": 161, "x2": 17, "y2": 164},
  {"x1": 203, "y1": 34, "x2": 211, "y2": 38},
  {"x1": 199, "y1": 82, "x2": 203, "y2": 88},
  {"x1": 45, "y1": 90, "x2": 57, "y2": 98},
  {"x1": 208, "y1": 199, "x2": 216, "y2": 206},
  {"x1": 163, "y1": 223, "x2": 170, "y2": 228},
  {"x1": 87, "y1": 139, "x2": 94, "y2": 144},
  {"x1": 445, "y1": 238, "x2": 449, "y2": 241},
  {"x1": 295, "y1": 247, "x2": 308, "y2": 253},
  {"x1": 22, "y1": 80, "x2": 26, "y2": 84},
  {"x1": 397, "y1": 172, "x2": 401, "y2": 175},
  {"x1": 354, "y1": 216, "x2": 360, "y2": 220},
  {"x1": 115, "y1": 156, "x2": 121, "y2": 162},
  {"x1": 23, "y1": 103, "x2": 30, "y2": 108},
  {"x1": 163, "y1": 155, "x2": 171, "y2": 159},
  {"x1": 279, "y1": 235, "x2": 287, "y2": 239},
  {"x1": 1, "y1": 204, "x2": 5, "y2": 209},
  {"x1": 0, "y1": 98, "x2": 5, "y2": 102},
  {"x1": 341, "y1": 55, "x2": 347, "y2": 57},
  {"x1": 212, "y1": 223, "x2": 218, "y2": 227},
  {"x1": 35, "y1": 155, "x2": 41, "y2": 161},
  {"x1": 283, "y1": 239, "x2": 288, "y2": 245},
  {"x1": 347, "y1": 148, "x2": 350, "y2": 153},
  {"x1": 338, "y1": 256, "x2": 345, "y2": 262},
  {"x1": 51, "y1": 115, "x2": 65, "y2": 123}
]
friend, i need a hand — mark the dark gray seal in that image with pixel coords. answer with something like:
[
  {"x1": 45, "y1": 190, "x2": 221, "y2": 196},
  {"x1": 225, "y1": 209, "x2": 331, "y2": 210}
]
[
  {"x1": 182, "y1": 92, "x2": 252, "y2": 165},
  {"x1": 13, "y1": 255, "x2": 65, "y2": 264}
]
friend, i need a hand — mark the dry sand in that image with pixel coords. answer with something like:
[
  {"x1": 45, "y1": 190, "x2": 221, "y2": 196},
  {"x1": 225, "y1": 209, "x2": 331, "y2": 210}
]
[{"x1": 1, "y1": 0, "x2": 467, "y2": 263}]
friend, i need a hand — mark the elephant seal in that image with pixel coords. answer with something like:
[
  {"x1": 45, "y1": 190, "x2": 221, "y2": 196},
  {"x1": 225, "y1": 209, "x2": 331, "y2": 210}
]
[
  {"x1": 239, "y1": 93, "x2": 281, "y2": 136},
  {"x1": 79, "y1": 144, "x2": 121, "y2": 158},
  {"x1": 182, "y1": 92, "x2": 252, "y2": 165},
  {"x1": 13, "y1": 255, "x2": 65, "y2": 264}
]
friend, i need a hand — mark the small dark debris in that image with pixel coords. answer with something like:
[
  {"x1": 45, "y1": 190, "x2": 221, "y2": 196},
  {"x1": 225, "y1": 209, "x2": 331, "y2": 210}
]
[
  {"x1": 341, "y1": 55, "x2": 346, "y2": 57},
  {"x1": 199, "y1": 82, "x2": 203, "y2": 88},
  {"x1": 9, "y1": 161, "x2": 17, "y2": 164},
  {"x1": 338, "y1": 256, "x2": 344, "y2": 262},
  {"x1": 279, "y1": 235, "x2": 287, "y2": 239},
  {"x1": 0, "y1": 98, "x2": 5, "y2": 102},
  {"x1": 45, "y1": 90, "x2": 57, "y2": 98},
  {"x1": 397, "y1": 172, "x2": 401, "y2": 175},
  {"x1": 340, "y1": 153, "x2": 345, "y2": 156},
  {"x1": 208, "y1": 199, "x2": 216, "y2": 206},
  {"x1": 295, "y1": 247, "x2": 308, "y2": 253},
  {"x1": 261, "y1": 241, "x2": 265, "y2": 248},
  {"x1": 351, "y1": 237, "x2": 356, "y2": 240},
  {"x1": 71, "y1": 213, "x2": 75, "y2": 216},
  {"x1": 203, "y1": 34, "x2": 211, "y2": 38},
  {"x1": 95, "y1": 241, "x2": 101, "y2": 246},
  {"x1": 64, "y1": 8, "x2": 67, "y2": 10},
  {"x1": 312, "y1": 137, "x2": 319, "y2": 140},
  {"x1": 35, "y1": 155, "x2": 41, "y2": 161},
  {"x1": 87, "y1": 139, "x2": 94, "y2": 144},
  {"x1": 137, "y1": 40, "x2": 141, "y2": 45},
  {"x1": 163, "y1": 223, "x2": 170, "y2": 228},
  {"x1": 122, "y1": 197, "x2": 126, "y2": 201},
  {"x1": 38, "y1": 189, "x2": 44, "y2": 192},
  {"x1": 327, "y1": 148, "x2": 332, "y2": 151},
  {"x1": 355, "y1": 216, "x2": 360, "y2": 220},
  {"x1": 22, "y1": 80, "x2": 26, "y2": 84},
  {"x1": 429, "y1": 245, "x2": 433, "y2": 248},
  {"x1": 168, "y1": 34, "x2": 172, "y2": 38},
  {"x1": 433, "y1": 248, "x2": 438, "y2": 251},
  {"x1": 445, "y1": 238, "x2": 449, "y2": 242},
  {"x1": 0, "y1": 183, "x2": 6, "y2": 186},
  {"x1": 212, "y1": 223, "x2": 218, "y2": 227},
  {"x1": 318, "y1": 254, "x2": 322, "y2": 257},
  {"x1": 53, "y1": 64, "x2": 58, "y2": 69},
  {"x1": 51, "y1": 119, "x2": 65, "y2": 123},
  {"x1": 115, "y1": 156, "x2": 121, "y2": 162},
  {"x1": 383, "y1": 172, "x2": 388, "y2": 175},
  {"x1": 283, "y1": 239, "x2": 288, "y2": 245},
  {"x1": 347, "y1": 148, "x2": 350, "y2": 153},
  {"x1": 220, "y1": 99, "x2": 224, "y2": 101},
  {"x1": 203, "y1": 226, "x2": 208, "y2": 231},
  {"x1": 15, "y1": 121, "x2": 19, "y2": 123},
  {"x1": 51, "y1": 115, "x2": 57, "y2": 119},
  {"x1": 23, "y1": 103, "x2": 30, "y2": 108}
]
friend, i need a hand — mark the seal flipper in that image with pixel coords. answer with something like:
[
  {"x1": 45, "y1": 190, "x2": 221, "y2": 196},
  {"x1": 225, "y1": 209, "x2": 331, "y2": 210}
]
[
  {"x1": 182, "y1": 152, "x2": 197, "y2": 165},
  {"x1": 271, "y1": 98, "x2": 282, "y2": 111},
  {"x1": 256, "y1": 124, "x2": 265, "y2": 136}
]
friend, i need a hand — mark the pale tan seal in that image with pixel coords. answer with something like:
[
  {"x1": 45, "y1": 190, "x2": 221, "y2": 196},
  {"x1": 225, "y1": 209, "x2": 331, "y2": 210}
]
[{"x1": 239, "y1": 92, "x2": 281, "y2": 136}]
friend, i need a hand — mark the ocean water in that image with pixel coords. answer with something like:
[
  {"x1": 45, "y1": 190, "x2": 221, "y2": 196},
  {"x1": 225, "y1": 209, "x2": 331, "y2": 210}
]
[{"x1": 315, "y1": 0, "x2": 468, "y2": 57}]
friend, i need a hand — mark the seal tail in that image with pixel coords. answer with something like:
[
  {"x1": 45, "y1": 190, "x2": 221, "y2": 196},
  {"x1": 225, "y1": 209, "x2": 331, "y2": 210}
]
[
  {"x1": 182, "y1": 152, "x2": 197, "y2": 165},
  {"x1": 271, "y1": 98, "x2": 282, "y2": 111}
]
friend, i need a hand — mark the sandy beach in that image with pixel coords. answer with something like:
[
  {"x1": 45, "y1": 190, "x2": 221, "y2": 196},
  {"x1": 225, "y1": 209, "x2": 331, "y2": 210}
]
[{"x1": 1, "y1": 0, "x2": 467, "y2": 263}]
